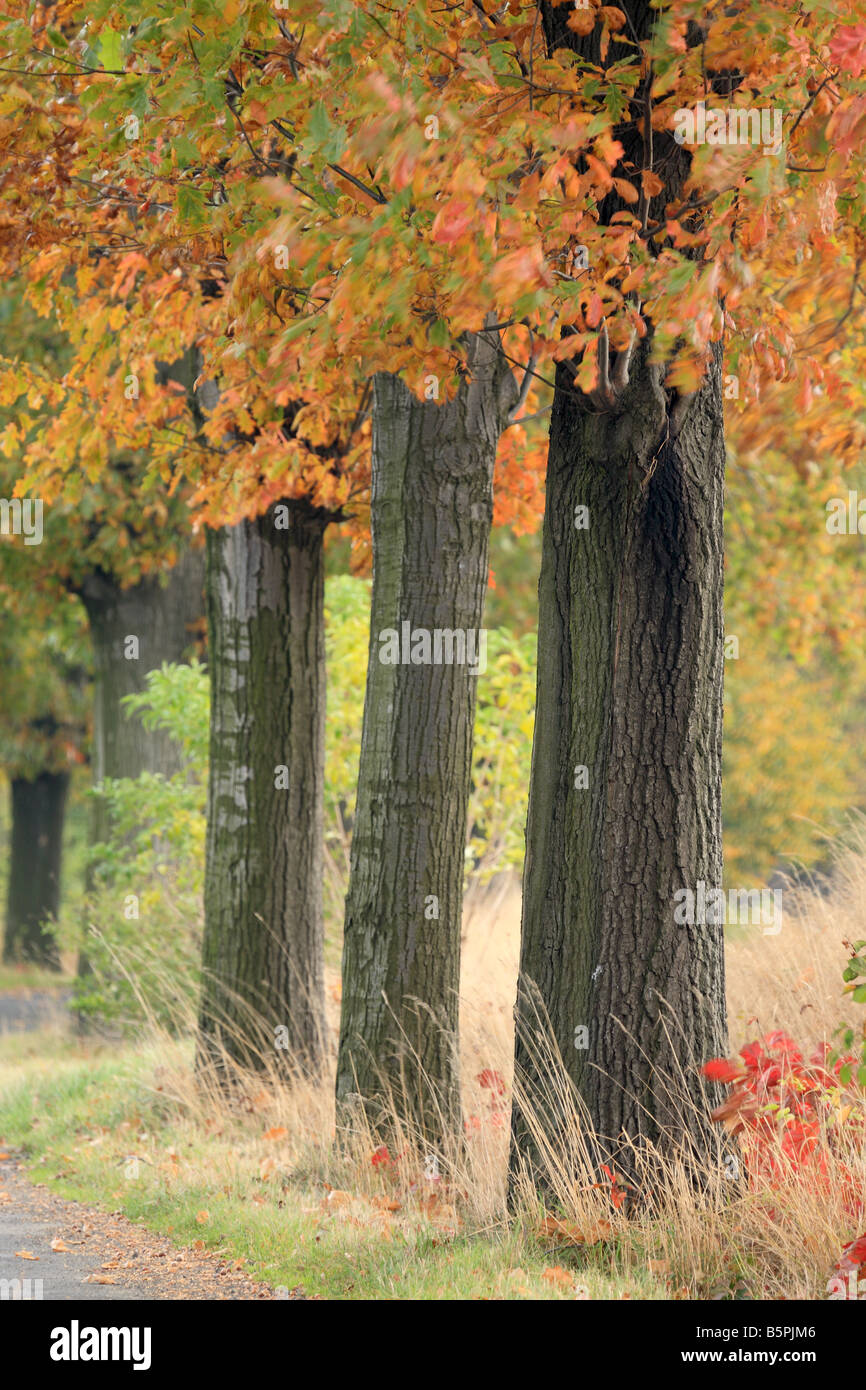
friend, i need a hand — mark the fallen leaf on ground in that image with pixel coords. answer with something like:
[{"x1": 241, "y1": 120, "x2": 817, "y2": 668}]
[
  {"x1": 538, "y1": 1215, "x2": 612, "y2": 1246},
  {"x1": 15, "y1": 1250, "x2": 38, "y2": 1259},
  {"x1": 321, "y1": 1189, "x2": 352, "y2": 1210},
  {"x1": 506, "y1": 1267, "x2": 533, "y2": 1296},
  {"x1": 262, "y1": 1126, "x2": 288, "y2": 1141},
  {"x1": 542, "y1": 1265, "x2": 574, "y2": 1288},
  {"x1": 195, "y1": 1210, "x2": 210, "y2": 1224},
  {"x1": 50, "y1": 1237, "x2": 72, "y2": 1253}
]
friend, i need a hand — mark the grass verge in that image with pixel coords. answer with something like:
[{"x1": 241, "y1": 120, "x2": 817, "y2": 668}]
[{"x1": 0, "y1": 1030, "x2": 657, "y2": 1301}]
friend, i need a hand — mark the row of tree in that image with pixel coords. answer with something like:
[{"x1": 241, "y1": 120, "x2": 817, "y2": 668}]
[{"x1": 2, "y1": 0, "x2": 865, "y2": 1181}]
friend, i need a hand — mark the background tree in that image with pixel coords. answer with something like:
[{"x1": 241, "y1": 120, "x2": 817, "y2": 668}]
[
  {"x1": 0, "y1": 3, "x2": 545, "y2": 1096},
  {"x1": 0, "y1": 19, "x2": 364, "y2": 1071},
  {"x1": 0, "y1": 591, "x2": 89, "y2": 968}
]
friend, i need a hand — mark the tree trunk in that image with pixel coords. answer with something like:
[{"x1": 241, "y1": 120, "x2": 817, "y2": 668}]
[
  {"x1": 511, "y1": 340, "x2": 728, "y2": 1187},
  {"x1": 336, "y1": 341, "x2": 515, "y2": 1144},
  {"x1": 507, "y1": 0, "x2": 730, "y2": 1194},
  {"x1": 3, "y1": 771, "x2": 69, "y2": 969},
  {"x1": 80, "y1": 548, "x2": 206, "y2": 786},
  {"x1": 77, "y1": 549, "x2": 205, "y2": 1000},
  {"x1": 196, "y1": 502, "x2": 328, "y2": 1078}
]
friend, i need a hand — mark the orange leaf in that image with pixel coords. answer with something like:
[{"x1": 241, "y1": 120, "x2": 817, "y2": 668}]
[
  {"x1": 542, "y1": 1265, "x2": 574, "y2": 1287},
  {"x1": 373, "y1": 1196, "x2": 402, "y2": 1212},
  {"x1": 538, "y1": 1215, "x2": 612, "y2": 1246},
  {"x1": 567, "y1": 9, "x2": 596, "y2": 36},
  {"x1": 431, "y1": 198, "x2": 475, "y2": 246},
  {"x1": 322, "y1": 1189, "x2": 352, "y2": 1210},
  {"x1": 262, "y1": 1126, "x2": 288, "y2": 1141},
  {"x1": 613, "y1": 178, "x2": 639, "y2": 204},
  {"x1": 245, "y1": 99, "x2": 269, "y2": 127},
  {"x1": 585, "y1": 293, "x2": 604, "y2": 328},
  {"x1": 15, "y1": 1250, "x2": 38, "y2": 1260},
  {"x1": 640, "y1": 169, "x2": 664, "y2": 199}
]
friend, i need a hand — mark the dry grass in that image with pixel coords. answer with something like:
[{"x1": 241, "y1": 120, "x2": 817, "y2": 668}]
[{"x1": 3, "y1": 837, "x2": 864, "y2": 1299}]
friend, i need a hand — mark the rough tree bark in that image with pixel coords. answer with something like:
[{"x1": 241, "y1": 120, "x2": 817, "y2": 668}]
[
  {"x1": 196, "y1": 502, "x2": 328, "y2": 1078},
  {"x1": 3, "y1": 770, "x2": 69, "y2": 969},
  {"x1": 336, "y1": 337, "x2": 518, "y2": 1144},
  {"x1": 510, "y1": 2, "x2": 729, "y2": 1187}
]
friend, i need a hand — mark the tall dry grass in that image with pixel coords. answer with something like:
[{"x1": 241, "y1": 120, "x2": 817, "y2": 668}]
[{"x1": 80, "y1": 833, "x2": 866, "y2": 1299}]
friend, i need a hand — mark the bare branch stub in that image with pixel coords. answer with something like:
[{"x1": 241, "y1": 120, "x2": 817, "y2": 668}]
[{"x1": 583, "y1": 322, "x2": 638, "y2": 413}]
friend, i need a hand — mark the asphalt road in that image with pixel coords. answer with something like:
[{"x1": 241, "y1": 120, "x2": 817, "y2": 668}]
[
  {"x1": 0, "y1": 992, "x2": 281, "y2": 1301},
  {"x1": 0, "y1": 990, "x2": 72, "y2": 1035},
  {"x1": 0, "y1": 1163, "x2": 149, "y2": 1300}
]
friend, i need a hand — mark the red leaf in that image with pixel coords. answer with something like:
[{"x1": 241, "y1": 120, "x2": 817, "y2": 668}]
[
  {"x1": 476, "y1": 1068, "x2": 506, "y2": 1095},
  {"x1": 829, "y1": 25, "x2": 866, "y2": 78},
  {"x1": 702, "y1": 1058, "x2": 744, "y2": 1084}
]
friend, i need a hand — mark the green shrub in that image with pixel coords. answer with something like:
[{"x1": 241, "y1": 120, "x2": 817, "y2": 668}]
[{"x1": 68, "y1": 662, "x2": 206, "y2": 1031}]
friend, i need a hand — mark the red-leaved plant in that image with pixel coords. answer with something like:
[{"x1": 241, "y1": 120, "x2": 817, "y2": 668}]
[{"x1": 704, "y1": 942, "x2": 866, "y2": 1296}]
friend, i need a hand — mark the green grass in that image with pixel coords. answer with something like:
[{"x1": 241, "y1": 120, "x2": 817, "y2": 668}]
[
  {"x1": 0, "y1": 962, "x2": 73, "y2": 993},
  {"x1": 0, "y1": 1032, "x2": 659, "y2": 1301}
]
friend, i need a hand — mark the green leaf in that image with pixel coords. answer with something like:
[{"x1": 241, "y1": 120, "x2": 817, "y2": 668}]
[
  {"x1": 308, "y1": 102, "x2": 332, "y2": 147},
  {"x1": 604, "y1": 84, "x2": 629, "y2": 123},
  {"x1": 176, "y1": 185, "x2": 207, "y2": 227},
  {"x1": 97, "y1": 27, "x2": 124, "y2": 72},
  {"x1": 305, "y1": 102, "x2": 346, "y2": 163},
  {"x1": 173, "y1": 135, "x2": 200, "y2": 169}
]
